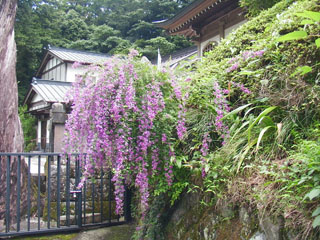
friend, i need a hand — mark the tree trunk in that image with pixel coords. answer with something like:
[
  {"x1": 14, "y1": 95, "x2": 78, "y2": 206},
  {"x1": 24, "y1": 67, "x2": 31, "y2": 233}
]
[{"x1": 0, "y1": 0, "x2": 29, "y2": 225}]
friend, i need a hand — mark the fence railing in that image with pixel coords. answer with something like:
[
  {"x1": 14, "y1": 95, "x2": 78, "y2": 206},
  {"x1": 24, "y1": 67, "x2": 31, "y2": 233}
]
[{"x1": 0, "y1": 152, "x2": 131, "y2": 238}]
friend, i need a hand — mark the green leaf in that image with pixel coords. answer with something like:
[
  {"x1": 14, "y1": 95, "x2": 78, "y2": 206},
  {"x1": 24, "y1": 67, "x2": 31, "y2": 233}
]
[
  {"x1": 312, "y1": 207, "x2": 320, "y2": 217},
  {"x1": 291, "y1": 66, "x2": 312, "y2": 77},
  {"x1": 305, "y1": 188, "x2": 320, "y2": 200},
  {"x1": 258, "y1": 116, "x2": 275, "y2": 126},
  {"x1": 176, "y1": 159, "x2": 182, "y2": 168},
  {"x1": 248, "y1": 106, "x2": 277, "y2": 142},
  {"x1": 313, "y1": 215, "x2": 320, "y2": 228},
  {"x1": 256, "y1": 126, "x2": 274, "y2": 151},
  {"x1": 205, "y1": 164, "x2": 210, "y2": 173},
  {"x1": 237, "y1": 139, "x2": 257, "y2": 172},
  {"x1": 256, "y1": 98, "x2": 269, "y2": 103},
  {"x1": 170, "y1": 155, "x2": 175, "y2": 164},
  {"x1": 276, "y1": 31, "x2": 308, "y2": 42},
  {"x1": 222, "y1": 103, "x2": 253, "y2": 120},
  {"x1": 244, "y1": 107, "x2": 259, "y2": 118},
  {"x1": 301, "y1": 19, "x2": 314, "y2": 25},
  {"x1": 296, "y1": 11, "x2": 320, "y2": 22},
  {"x1": 316, "y1": 38, "x2": 320, "y2": 48},
  {"x1": 239, "y1": 70, "x2": 255, "y2": 76},
  {"x1": 229, "y1": 121, "x2": 250, "y2": 143}
]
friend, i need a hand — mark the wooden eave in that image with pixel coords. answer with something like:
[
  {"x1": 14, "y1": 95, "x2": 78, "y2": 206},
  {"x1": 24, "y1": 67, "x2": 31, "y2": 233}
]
[
  {"x1": 156, "y1": 0, "x2": 240, "y2": 37},
  {"x1": 23, "y1": 87, "x2": 36, "y2": 106}
]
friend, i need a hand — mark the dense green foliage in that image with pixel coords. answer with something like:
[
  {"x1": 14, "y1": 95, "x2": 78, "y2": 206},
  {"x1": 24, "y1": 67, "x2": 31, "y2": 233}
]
[
  {"x1": 240, "y1": 0, "x2": 282, "y2": 16},
  {"x1": 19, "y1": 106, "x2": 37, "y2": 151},
  {"x1": 133, "y1": 0, "x2": 320, "y2": 238},
  {"x1": 15, "y1": 0, "x2": 193, "y2": 103},
  {"x1": 16, "y1": 0, "x2": 320, "y2": 237}
]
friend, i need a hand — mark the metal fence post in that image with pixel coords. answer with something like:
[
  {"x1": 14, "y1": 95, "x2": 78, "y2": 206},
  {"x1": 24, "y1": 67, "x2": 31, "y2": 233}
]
[{"x1": 124, "y1": 185, "x2": 132, "y2": 222}]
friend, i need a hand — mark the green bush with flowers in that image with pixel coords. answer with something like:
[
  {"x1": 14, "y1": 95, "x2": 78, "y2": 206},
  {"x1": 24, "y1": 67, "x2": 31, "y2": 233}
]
[{"x1": 64, "y1": 0, "x2": 320, "y2": 238}]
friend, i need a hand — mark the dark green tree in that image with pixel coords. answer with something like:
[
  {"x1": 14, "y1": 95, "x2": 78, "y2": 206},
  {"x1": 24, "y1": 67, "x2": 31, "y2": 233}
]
[{"x1": 15, "y1": 0, "x2": 194, "y2": 103}]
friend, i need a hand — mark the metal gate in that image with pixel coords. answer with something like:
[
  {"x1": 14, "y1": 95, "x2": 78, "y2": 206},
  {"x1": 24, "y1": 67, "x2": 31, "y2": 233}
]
[{"x1": 0, "y1": 153, "x2": 131, "y2": 238}]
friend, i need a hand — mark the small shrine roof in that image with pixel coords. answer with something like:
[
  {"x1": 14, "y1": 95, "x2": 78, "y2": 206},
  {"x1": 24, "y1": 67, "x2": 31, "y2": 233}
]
[{"x1": 23, "y1": 79, "x2": 72, "y2": 107}]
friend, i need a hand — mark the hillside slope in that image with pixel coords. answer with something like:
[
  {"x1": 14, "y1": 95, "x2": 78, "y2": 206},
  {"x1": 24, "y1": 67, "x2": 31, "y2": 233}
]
[{"x1": 134, "y1": 0, "x2": 320, "y2": 239}]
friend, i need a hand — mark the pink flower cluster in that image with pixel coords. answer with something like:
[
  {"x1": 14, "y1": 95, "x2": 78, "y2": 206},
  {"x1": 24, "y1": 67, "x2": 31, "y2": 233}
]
[
  {"x1": 213, "y1": 82, "x2": 231, "y2": 145},
  {"x1": 64, "y1": 54, "x2": 177, "y2": 215},
  {"x1": 200, "y1": 132, "x2": 211, "y2": 178},
  {"x1": 168, "y1": 74, "x2": 189, "y2": 141},
  {"x1": 210, "y1": 80, "x2": 252, "y2": 147},
  {"x1": 231, "y1": 81, "x2": 251, "y2": 94},
  {"x1": 227, "y1": 50, "x2": 265, "y2": 72}
]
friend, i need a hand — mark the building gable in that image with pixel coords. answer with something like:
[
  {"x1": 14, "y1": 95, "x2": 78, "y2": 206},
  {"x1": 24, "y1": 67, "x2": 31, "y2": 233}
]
[{"x1": 35, "y1": 47, "x2": 110, "y2": 82}]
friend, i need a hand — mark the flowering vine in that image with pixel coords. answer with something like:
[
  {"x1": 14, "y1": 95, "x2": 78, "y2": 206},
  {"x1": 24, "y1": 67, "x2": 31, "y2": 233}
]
[
  {"x1": 199, "y1": 79, "x2": 252, "y2": 176},
  {"x1": 64, "y1": 52, "x2": 181, "y2": 215},
  {"x1": 227, "y1": 50, "x2": 265, "y2": 72}
]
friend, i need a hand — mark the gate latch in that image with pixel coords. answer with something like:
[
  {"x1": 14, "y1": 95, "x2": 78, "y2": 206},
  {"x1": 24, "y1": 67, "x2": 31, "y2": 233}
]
[{"x1": 70, "y1": 190, "x2": 82, "y2": 198}]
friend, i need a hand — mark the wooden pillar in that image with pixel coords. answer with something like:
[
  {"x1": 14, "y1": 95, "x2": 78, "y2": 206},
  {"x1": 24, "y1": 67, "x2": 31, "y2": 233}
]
[
  {"x1": 219, "y1": 20, "x2": 225, "y2": 41},
  {"x1": 37, "y1": 119, "x2": 41, "y2": 150},
  {"x1": 46, "y1": 119, "x2": 51, "y2": 151}
]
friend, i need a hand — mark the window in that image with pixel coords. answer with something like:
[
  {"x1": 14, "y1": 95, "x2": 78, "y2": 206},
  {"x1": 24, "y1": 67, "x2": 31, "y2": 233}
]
[{"x1": 203, "y1": 41, "x2": 218, "y2": 55}]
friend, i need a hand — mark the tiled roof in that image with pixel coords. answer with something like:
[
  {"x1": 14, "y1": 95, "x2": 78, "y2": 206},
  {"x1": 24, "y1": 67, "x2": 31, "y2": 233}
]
[
  {"x1": 49, "y1": 46, "x2": 110, "y2": 64},
  {"x1": 153, "y1": 46, "x2": 198, "y2": 68},
  {"x1": 154, "y1": 0, "x2": 239, "y2": 36},
  {"x1": 164, "y1": 45, "x2": 198, "y2": 67},
  {"x1": 26, "y1": 79, "x2": 72, "y2": 104}
]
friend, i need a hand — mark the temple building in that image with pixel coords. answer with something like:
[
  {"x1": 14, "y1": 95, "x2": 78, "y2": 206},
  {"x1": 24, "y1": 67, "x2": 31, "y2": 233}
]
[
  {"x1": 23, "y1": 47, "x2": 110, "y2": 152},
  {"x1": 155, "y1": 0, "x2": 246, "y2": 62}
]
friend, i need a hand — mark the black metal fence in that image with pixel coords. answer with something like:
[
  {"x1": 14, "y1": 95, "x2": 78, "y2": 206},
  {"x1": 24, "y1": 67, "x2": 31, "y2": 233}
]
[{"x1": 0, "y1": 153, "x2": 131, "y2": 238}]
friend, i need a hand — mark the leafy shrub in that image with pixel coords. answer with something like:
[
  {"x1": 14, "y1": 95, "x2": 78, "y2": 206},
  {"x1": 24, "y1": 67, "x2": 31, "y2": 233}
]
[
  {"x1": 19, "y1": 105, "x2": 37, "y2": 152},
  {"x1": 173, "y1": 0, "x2": 320, "y2": 235},
  {"x1": 240, "y1": 0, "x2": 282, "y2": 17}
]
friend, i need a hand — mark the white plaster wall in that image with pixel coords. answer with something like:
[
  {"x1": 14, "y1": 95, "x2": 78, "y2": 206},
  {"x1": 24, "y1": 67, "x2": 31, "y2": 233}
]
[
  {"x1": 224, "y1": 20, "x2": 247, "y2": 37},
  {"x1": 66, "y1": 63, "x2": 101, "y2": 82},
  {"x1": 31, "y1": 93, "x2": 42, "y2": 103},
  {"x1": 66, "y1": 63, "x2": 88, "y2": 82},
  {"x1": 200, "y1": 34, "x2": 220, "y2": 57},
  {"x1": 60, "y1": 63, "x2": 66, "y2": 81}
]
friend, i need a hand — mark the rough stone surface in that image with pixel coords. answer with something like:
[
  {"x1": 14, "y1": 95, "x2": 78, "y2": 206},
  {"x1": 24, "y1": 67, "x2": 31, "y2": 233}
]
[
  {"x1": 51, "y1": 103, "x2": 66, "y2": 124},
  {"x1": 161, "y1": 191, "x2": 293, "y2": 240},
  {"x1": 219, "y1": 201, "x2": 234, "y2": 219},
  {"x1": 239, "y1": 207, "x2": 257, "y2": 239},
  {"x1": 259, "y1": 216, "x2": 283, "y2": 240},
  {"x1": 249, "y1": 231, "x2": 267, "y2": 240}
]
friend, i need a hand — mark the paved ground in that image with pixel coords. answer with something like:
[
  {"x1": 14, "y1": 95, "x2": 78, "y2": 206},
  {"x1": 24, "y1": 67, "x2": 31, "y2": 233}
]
[
  {"x1": 10, "y1": 224, "x2": 136, "y2": 240},
  {"x1": 74, "y1": 224, "x2": 135, "y2": 240}
]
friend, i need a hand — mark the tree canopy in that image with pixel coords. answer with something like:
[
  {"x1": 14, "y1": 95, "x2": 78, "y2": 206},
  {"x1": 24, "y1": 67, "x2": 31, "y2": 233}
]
[{"x1": 15, "y1": 0, "x2": 194, "y2": 103}]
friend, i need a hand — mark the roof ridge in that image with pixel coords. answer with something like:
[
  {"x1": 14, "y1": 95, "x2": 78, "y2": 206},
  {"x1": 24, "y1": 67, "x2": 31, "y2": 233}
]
[
  {"x1": 153, "y1": 0, "x2": 207, "y2": 26},
  {"x1": 49, "y1": 46, "x2": 110, "y2": 57},
  {"x1": 32, "y1": 79, "x2": 73, "y2": 85}
]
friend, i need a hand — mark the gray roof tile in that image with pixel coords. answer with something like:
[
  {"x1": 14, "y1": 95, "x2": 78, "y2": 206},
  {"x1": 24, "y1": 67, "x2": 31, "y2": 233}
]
[
  {"x1": 31, "y1": 79, "x2": 72, "y2": 103},
  {"x1": 49, "y1": 47, "x2": 110, "y2": 64}
]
